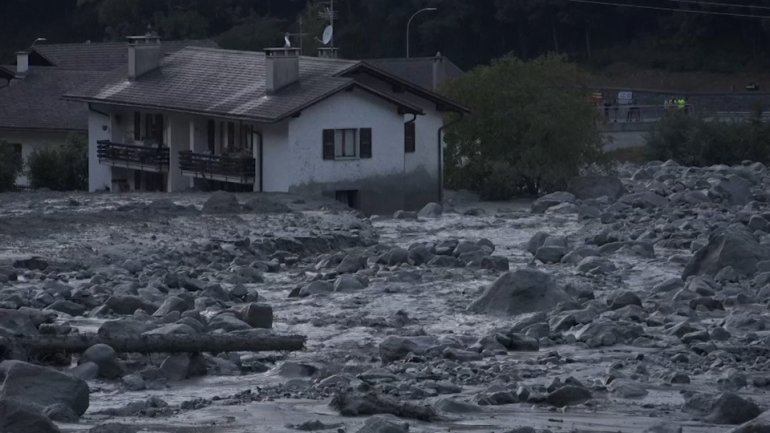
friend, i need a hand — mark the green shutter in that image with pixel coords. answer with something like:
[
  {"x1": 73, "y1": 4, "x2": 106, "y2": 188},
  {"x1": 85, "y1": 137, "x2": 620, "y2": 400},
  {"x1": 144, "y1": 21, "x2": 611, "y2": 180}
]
[
  {"x1": 323, "y1": 129, "x2": 335, "y2": 160},
  {"x1": 359, "y1": 128, "x2": 372, "y2": 159}
]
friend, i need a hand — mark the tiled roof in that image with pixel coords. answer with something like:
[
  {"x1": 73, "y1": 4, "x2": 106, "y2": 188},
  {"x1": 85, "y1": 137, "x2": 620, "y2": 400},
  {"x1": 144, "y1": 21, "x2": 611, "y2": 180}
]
[
  {"x1": 66, "y1": 47, "x2": 425, "y2": 122},
  {"x1": 31, "y1": 40, "x2": 218, "y2": 71},
  {"x1": 0, "y1": 67, "x2": 101, "y2": 131},
  {"x1": 366, "y1": 56, "x2": 464, "y2": 91}
]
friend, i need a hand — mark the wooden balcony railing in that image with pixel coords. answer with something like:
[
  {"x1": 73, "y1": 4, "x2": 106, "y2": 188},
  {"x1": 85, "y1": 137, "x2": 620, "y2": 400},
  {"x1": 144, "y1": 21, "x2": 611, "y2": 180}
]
[
  {"x1": 179, "y1": 151, "x2": 255, "y2": 184},
  {"x1": 96, "y1": 140, "x2": 169, "y2": 172}
]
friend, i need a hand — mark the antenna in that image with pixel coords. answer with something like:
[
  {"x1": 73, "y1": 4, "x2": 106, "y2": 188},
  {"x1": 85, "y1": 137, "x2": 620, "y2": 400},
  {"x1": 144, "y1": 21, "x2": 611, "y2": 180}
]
[
  {"x1": 322, "y1": 26, "x2": 333, "y2": 45},
  {"x1": 284, "y1": 32, "x2": 292, "y2": 48}
]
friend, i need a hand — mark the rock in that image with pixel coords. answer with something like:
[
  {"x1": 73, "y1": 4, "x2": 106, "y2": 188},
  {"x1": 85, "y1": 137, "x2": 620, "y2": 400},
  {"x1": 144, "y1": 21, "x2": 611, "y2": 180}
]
[
  {"x1": 0, "y1": 399, "x2": 60, "y2": 433},
  {"x1": 239, "y1": 303, "x2": 273, "y2": 329},
  {"x1": 13, "y1": 256, "x2": 48, "y2": 270},
  {"x1": 527, "y1": 232, "x2": 550, "y2": 255},
  {"x1": 159, "y1": 354, "x2": 190, "y2": 382},
  {"x1": 727, "y1": 409, "x2": 770, "y2": 433},
  {"x1": 576, "y1": 256, "x2": 617, "y2": 274},
  {"x1": 468, "y1": 269, "x2": 570, "y2": 316},
  {"x1": 106, "y1": 295, "x2": 157, "y2": 315},
  {"x1": 45, "y1": 300, "x2": 87, "y2": 316},
  {"x1": 653, "y1": 278, "x2": 683, "y2": 293},
  {"x1": 443, "y1": 347, "x2": 482, "y2": 362},
  {"x1": 575, "y1": 320, "x2": 643, "y2": 348},
  {"x1": 434, "y1": 398, "x2": 482, "y2": 413},
  {"x1": 418, "y1": 202, "x2": 443, "y2": 218},
  {"x1": 0, "y1": 360, "x2": 89, "y2": 416},
  {"x1": 208, "y1": 313, "x2": 252, "y2": 332},
  {"x1": 568, "y1": 175, "x2": 624, "y2": 200},
  {"x1": 379, "y1": 336, "x2": 439, "y2": 363},
  {"x1": 705, "y1": 392, "x2": 761, "y2": 425},
  {"x1": 242, "y1": 197, "x2": 291, "y2": 213},
  {"x1": 202, "y1": 191, "x2": 241, "y2": 213},
  {"x1": 749, "y1": 215, "x2": 770, "y2": 232},
  {"x1": 378, "y1": 248, "x2": 409, "y2": 266},
  {"x1": 531, "y1": 191, "x2": 575, "y2": 214},
  {"x1": 480, "y1": 256, "x2": 509, "y2": 271},
  {"x1": 408, "y1": 244, "x2": 434, "y2": 265},
  {"x1": 609, "y1": 380, "x2": 648, "y2": 398},
  {"x1": 97, "y1": 319, "x2": 152, "y2": 338},
  {"x1": 535, "y1": 245, "x2": 566, "y2": 264},
  {"x1": 683, "y1": 225, "x2": 770, "y2": 278},
  {"x1": 644, "y1": 424, "x2": 682, "y2": 433},
  {"x1": 709, "y1": 175, "x2": 753, "y2": 206},
  {"x1": 152, "y1": 296, "x2": 188, "y2": 317},
  {"x1": 427, "y1": 255, "x2": 463, "y2": 267},
  {"x1": 503, "y1": 333, "x2": 540, "y2": 351},
  {"x1": 610, "y1": 291, "x2": 642, "y2": 310},
  {"x1": 619, "y1": 191, "x2": 669, "y2": 209},
  {"x1": 393, "y1": 210, "x2": 418, "y2": 220},
  {"x1": 546, "y1": 385, "x2": 592, "y2": 407},
  {"x1": 355, "y1": 415, "x2": 410, "y2": 433},
  {"x1": 299, "y1": 280, "x2": 334, "y2": 297},
  {"x1": 70, "y1": 362, "x2": 100, "y2": 381},
  {"x1": 81, "y1": 344, "x2": 123, "y2": 379},
  {"x1": 334, "y1": 274, "x2": 366, "y2": 291},
  {"x1": 336, "y1": 254, "x2": 366, "y2": 274},
  {"x1": 0, "y1": 308, "x2": 38, "y2": 338}
]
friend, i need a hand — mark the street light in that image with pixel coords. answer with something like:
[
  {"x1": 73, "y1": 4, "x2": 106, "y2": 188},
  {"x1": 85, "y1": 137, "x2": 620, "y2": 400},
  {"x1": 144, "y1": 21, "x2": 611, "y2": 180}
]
[{"x1": 406, "y1": 7, "x2": 437, "y2": 58}]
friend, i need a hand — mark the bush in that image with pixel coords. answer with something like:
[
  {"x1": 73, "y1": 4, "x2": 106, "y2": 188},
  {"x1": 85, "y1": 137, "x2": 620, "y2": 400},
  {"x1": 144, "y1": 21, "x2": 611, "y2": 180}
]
[
  {"x1": 0, "y1": 141, "x2": 23, "y2": 191},
  {"x1": 645, "y1": 111, "x2": 770, "y2": 166},
  {"x1": 443, "y1": 54, "x2": 602, "y2": 199},
  {"x1": 27, "y1": 133, "x2": 88, "y2": 191}
]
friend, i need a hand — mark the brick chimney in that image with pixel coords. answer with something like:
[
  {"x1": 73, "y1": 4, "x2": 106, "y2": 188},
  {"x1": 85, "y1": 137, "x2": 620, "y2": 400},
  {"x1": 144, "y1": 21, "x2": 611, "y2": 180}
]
[
  {"x1": 127, "y1": 36, "x2": 161, "y2": 81},
  {"x1": 265, "y1": 48, "x2": 300, "y2": 94},
  {"x1": 15, "y1": 51, "x2": 29, "y2": 78}
]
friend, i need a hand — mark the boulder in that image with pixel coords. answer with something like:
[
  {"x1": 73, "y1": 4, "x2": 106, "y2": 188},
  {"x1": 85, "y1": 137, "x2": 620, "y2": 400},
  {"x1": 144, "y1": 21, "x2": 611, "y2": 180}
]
[
  {"x1": 97, "y1": 319, "x2": 153, "y2": 338},
  {"x1": 0, "y1": 399, "x2": 60, "y2": 433},
  {"x1": 546, "y1": 385, "x2": 592, "y2": 407},
  {"x1": 568, "y1": 175, "x2": 624, "y2": 200},
  {"x1": 0, "y1": 360, "x2": 89, "y2": 416},
  {"x1": 644, "y1": 424, "x2": 682, "y2": 433},
  {"x1": 727, "y1": 409, "x2": 770, "y2": 433},
  {"x1": 299, "y1": 280, "x2": 334, "y2": 297},
  {"x1": 535, "y1": 245, "x2": 566, "y2": 264},
  {"x1": 81, "y1": 344, "x2": 123, "y2": 379},
  {"x1": 239, "y1": 303, "x2": 273, "y2": 329},
  {"x1": 468, "y1": 269, "x2": 570, "y2": 316},
  {"x1": 159, "y1": 354, "x2": 191, "y2": 382},
  {"x1": 356, "y1": 415, "x2": 410, "y2": 433},
  {"x1": 0, "y1": 308, "x2": 38, "y2": 338},
  {"x1": 242, "y1": 197, "x2": 291, "y2": 213},
  {"x1": 705, "y1": 393, "x2": 761, "y2": 425},
  {"x1": 379, "y1": 336, "x2": 439, "y2": 363},
  {"x1": 334, "y1": 274, "x2": 366, "y2": 292},
  {"x1": 749, "y1": 215, "x2": 770, "y2": 233},
  {"x1": 417, "y1": 202, "x2": 443, "y2": 218},
  {"x1": 336, "y1": 254, "x2": 367, "y2": 274},
  {"x1": 377, "y1": 248, "x2": 409, "y2": 266},
  {"x1": 575, "y1": 320, "x2": 643, "y2": 348},
  {"x1": 202, "y1": 191, "x2": 241, "y2": 213},
  {"x1": 105, "y1": 295, "x2": 157, "y2": 315},
  {"x1": 531, "y1": 192, "x2": 575, "y2": 214},
  {"x1": 619, "y1": 191, "x2": 669, "y2": 209},
  {"x1": 709, "y1": 175, "x2": 753, "y2": 206},
  {"x1": 683, "y1": 225, "x2": 770, "y2": 278},
  {"x1": 610, "y1": 291, "x2": 642, "y2": 310},
  {"x1": 45, "y1": 300, "x2": 87, "y2": 317}
]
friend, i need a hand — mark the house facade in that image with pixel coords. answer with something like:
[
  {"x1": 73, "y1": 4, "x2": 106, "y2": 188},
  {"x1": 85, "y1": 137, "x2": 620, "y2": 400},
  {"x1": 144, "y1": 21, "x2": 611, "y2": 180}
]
[{"x1": 65, "y1": 38, "x2": 467, "y2": 214}]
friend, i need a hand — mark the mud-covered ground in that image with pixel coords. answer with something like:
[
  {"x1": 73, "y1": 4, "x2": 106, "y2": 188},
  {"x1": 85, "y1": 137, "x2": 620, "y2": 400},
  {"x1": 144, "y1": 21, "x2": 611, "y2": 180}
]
[{"x1": 2, "y1": 162, "x2": 770, "y2": 433}]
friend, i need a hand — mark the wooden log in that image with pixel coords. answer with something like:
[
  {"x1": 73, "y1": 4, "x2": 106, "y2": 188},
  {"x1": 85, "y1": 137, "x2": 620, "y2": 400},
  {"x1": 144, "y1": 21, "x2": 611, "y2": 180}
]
[{"x1": 0, "y1": 333, "x2": 305, "y2": 356}]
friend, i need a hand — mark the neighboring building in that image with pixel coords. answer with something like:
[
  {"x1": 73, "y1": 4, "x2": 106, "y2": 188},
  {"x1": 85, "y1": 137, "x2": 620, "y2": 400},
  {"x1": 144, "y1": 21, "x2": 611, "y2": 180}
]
[
  {"x1": 367, "y1": 53, "x2": 464, "y2": 92},
  {"x1": 64, "y1": 38, "x2": 468, "y2": 214},
  {"x1": 0, "y1": 39, "x2": 216, "y2": 187}
]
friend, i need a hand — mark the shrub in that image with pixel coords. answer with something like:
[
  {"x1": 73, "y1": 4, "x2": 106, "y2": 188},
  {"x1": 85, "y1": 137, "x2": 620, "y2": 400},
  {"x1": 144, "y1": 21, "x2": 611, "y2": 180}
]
[
  {"x1": 27, "y1": 133, "x2": 88, "y2": 191},
  {"x1": 646, "y1": 111, "x2": 770, "y2": 166},
  {"x1": 0, "y1": 141, "x2": 23, "y2": 191},
  {"x1": 443, "y1": 54, "x2": 602, "y2": 199}
]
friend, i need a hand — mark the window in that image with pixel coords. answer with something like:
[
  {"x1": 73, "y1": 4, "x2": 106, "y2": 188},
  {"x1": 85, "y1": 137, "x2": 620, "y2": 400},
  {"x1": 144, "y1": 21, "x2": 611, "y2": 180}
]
[
  {"x1": 133, "y1": 112, "x2": 141, "y2": 140},
  {"x1": 322, "y1": 128, "x2": 372, "y2": 160},
  {"x1": 227, "y1": 122, "x2": 235, "y2": 151},
  {"x1": 207, "y1": 120, "x2": 216, "y2": 153},
  {"x1": 144, "y1": 113, "x2": 164, "y2": 145},
  {"x1": 404, "y1": 121, "x2": 415, "y2": 153}
]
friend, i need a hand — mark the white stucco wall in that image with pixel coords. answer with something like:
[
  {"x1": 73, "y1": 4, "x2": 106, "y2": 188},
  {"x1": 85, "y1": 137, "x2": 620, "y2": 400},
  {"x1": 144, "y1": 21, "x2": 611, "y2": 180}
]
[
  {"x1": 0, "y1": 129, "x2": 73, "y2": 187},
  {"x1": 88, "y1": 109, "x2": 112, "y2": 191},
  {"x1": 264, "y1": 89, "x2": 405, "y2": 192}
]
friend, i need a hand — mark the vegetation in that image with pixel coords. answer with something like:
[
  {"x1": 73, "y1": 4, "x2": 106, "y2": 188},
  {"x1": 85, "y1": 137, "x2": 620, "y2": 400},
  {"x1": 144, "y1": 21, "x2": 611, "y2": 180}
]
[
  {"x1": 645, "y1": 111, "x2": 770, "y2": 166},
  {"x1": 5, "y1": 0, "x2": 770, "y2": 72},
  {"x1": 443, "y1": 54, "x2": 602, "y2": 200},
  {"x1": 0, "y1": 141, "x2": 23, "y2": 192},
  {"x1": 27, "y1": 133, "x2": 88, "y2": 191}
]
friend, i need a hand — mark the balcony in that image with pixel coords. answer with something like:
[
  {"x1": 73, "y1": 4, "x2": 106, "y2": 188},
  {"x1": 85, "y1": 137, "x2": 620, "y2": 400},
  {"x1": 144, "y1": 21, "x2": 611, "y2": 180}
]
[
  {"x1": 179, "y1": 151, "x2": 255, "y2": 185},
  {"x1": 96, "y1": 140, "x2": 169, "y2": 173}
]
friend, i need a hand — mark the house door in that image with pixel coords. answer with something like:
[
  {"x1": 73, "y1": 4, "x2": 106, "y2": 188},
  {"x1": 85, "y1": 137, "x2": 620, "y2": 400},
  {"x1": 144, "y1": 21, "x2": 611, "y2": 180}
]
[{"x1": 335, "y1": 190, "x2": 359, "y2": 209}]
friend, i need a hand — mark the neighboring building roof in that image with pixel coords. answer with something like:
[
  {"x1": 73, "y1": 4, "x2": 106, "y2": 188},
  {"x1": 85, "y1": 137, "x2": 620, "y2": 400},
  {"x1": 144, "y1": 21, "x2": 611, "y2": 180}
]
[
  {"x1": 28, "y1": 39, "x2": 218, "y2": 71},
  {"x1": 0, "y1": 67, "x2": 102, "y2": 131},
  {"x1": 366, "y1": 55, "x2": 464, "y2": 91},
  {"x1": 65, "y1": 47, "x2": 436, "y2": 123}
]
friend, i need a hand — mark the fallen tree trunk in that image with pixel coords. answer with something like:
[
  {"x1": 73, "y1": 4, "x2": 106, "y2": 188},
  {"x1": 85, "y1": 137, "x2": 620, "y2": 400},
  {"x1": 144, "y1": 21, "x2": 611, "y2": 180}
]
[{"x1": 0, "y1": 333, "x2": 305, "y2": 356}]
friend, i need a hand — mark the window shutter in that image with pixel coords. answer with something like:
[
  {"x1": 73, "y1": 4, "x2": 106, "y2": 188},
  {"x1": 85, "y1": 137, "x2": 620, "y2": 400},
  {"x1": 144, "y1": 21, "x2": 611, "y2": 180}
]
[
  {"x1": 404, "y1": 122, "x2": 416, "y2": 153},
  {"x1": 322, "y1": 129, "x2": 335, "y2": 160},
  {"x1": 359, "y1": 128, "x2": 372, "y2": 159}
]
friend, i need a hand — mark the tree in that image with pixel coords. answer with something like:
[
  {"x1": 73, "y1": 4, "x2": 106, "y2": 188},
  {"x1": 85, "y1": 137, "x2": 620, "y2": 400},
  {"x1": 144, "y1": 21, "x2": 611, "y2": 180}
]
[
  {"x1": 443, "y1": 54, "x2": 601, "y2": 199},
  {"x1": 27, "y1": 133, "x2": 88, "y2": 191},
  {"x1": 0, "y1": 141, "x2": 22, "y2": 192}
]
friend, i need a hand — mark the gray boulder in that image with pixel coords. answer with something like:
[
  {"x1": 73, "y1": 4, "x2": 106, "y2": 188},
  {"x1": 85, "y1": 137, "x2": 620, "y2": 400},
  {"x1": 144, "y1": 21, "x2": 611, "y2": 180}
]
[
  {"x1": 683, "y1": 225, "x2": 770, "y2": 278},
  {"x1": 568, "y1": 175, "x2": 624, "y2": 200},
  {"x1": 379, "y1": 336, "x2": 439, "y2": 363},
  {"x1": 356, "y1": 415, "x2": 410, "y2": 433},
  {"x1": 81, "y1": 344, "x2": 123, "y2": 379},
  {"x1": 417, "y1": 202, "x2": 443, "y2": 218},
  {"x1": 239, "y1": 303, "x2": 273, "y2": 329},
  {"x1": 546, "y1": 385, "x2": 592, "y2": 407},
  {"x1": 0, "y1": 360, "x2": 89, "y2": 416},
  {"x1": 709, "y1": 175, "x2": 753, "y2": 206},
  {"x1": 202, "y1": 191, "x2": 241, "y2": 213},
  {"x1": 619, "y1": 191, "x2": 669, "y2": 209},
  {"x1": 0, "y1": 308, "x2": 38, "y2": 338},
  {"x1": 644, "y1": 424, "x2": 682, "y2": 433},
  {"x1": 535, "y1": 245, "x2": 566, "y2": 264},
  {"x1": 0, "y1": 399, "x2": 60, "y2": 433},
  {"x1": 531, "y1": 191, "x2": 575, "y2": 214},
  {"x1": 706, "y1": 393, "x2": 761, "y2": 425},
  {"x1": 299, "y1": 280, "x2": 334, "y2": 297},
  {"x1": 467, "y1": 269, "x2": 570, "y2": 316},
  {"x1": 378, "y1": 248, "x2": 409, "y2": 266},
  {"x1": 727, "y1": 409, "x2": 770, "y2": 433},
  {"x1": 334, "y1": 274, "x2": 366, "y2": 292}
]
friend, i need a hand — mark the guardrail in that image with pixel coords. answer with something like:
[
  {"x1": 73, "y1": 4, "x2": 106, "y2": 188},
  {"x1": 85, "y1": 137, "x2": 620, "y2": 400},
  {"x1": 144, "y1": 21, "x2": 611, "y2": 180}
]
[
  {"x1": 179, "y1": 151, "x2": 255, "y2": 184},
  {"x1": 96, "y1": 140, "x2": 169, "y2": 171}
]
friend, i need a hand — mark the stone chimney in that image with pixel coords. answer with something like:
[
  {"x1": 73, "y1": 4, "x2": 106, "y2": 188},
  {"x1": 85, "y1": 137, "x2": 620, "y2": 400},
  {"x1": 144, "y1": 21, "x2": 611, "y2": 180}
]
[
  {"x1": 15, "y1": 51, "x2": 29, "y2": 78},
  {"x1": 265, "y1": 48, "x2": 300, "y2": 94},
  {"x1": 127, "y1": 36, "x2": 161, "y2": 81},
  {"x1": 317, "y1": 47, "x2": 339, "y2": 59},
  {"x1": 431, "y1": 51, "x2": 445, "y2": 92}
]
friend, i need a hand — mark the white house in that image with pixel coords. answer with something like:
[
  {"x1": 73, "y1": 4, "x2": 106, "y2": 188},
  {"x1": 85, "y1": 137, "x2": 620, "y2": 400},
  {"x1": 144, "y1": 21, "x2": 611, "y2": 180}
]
[{"x1": 64, "y1": 37, "x2": 468, "y2": 214}]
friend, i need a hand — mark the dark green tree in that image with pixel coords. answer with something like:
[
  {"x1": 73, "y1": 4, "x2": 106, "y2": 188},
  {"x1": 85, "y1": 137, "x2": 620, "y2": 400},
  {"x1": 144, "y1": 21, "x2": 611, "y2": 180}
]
[{"x1": 0, "y1": 141, "x2": 23, "y2": 192}]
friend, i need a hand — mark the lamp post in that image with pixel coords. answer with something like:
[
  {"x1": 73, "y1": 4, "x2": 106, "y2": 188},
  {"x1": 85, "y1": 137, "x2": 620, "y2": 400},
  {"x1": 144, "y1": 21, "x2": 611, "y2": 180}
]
[{"x1": 406, "y1": 7, "x2": 437, "y2": 58}]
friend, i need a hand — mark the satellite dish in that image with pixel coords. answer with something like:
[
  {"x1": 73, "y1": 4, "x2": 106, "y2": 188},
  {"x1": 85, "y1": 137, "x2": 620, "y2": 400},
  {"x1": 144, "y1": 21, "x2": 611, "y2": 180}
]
[{"x1": 322, "y1": 25, "x2": 333, "y2": 45}]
